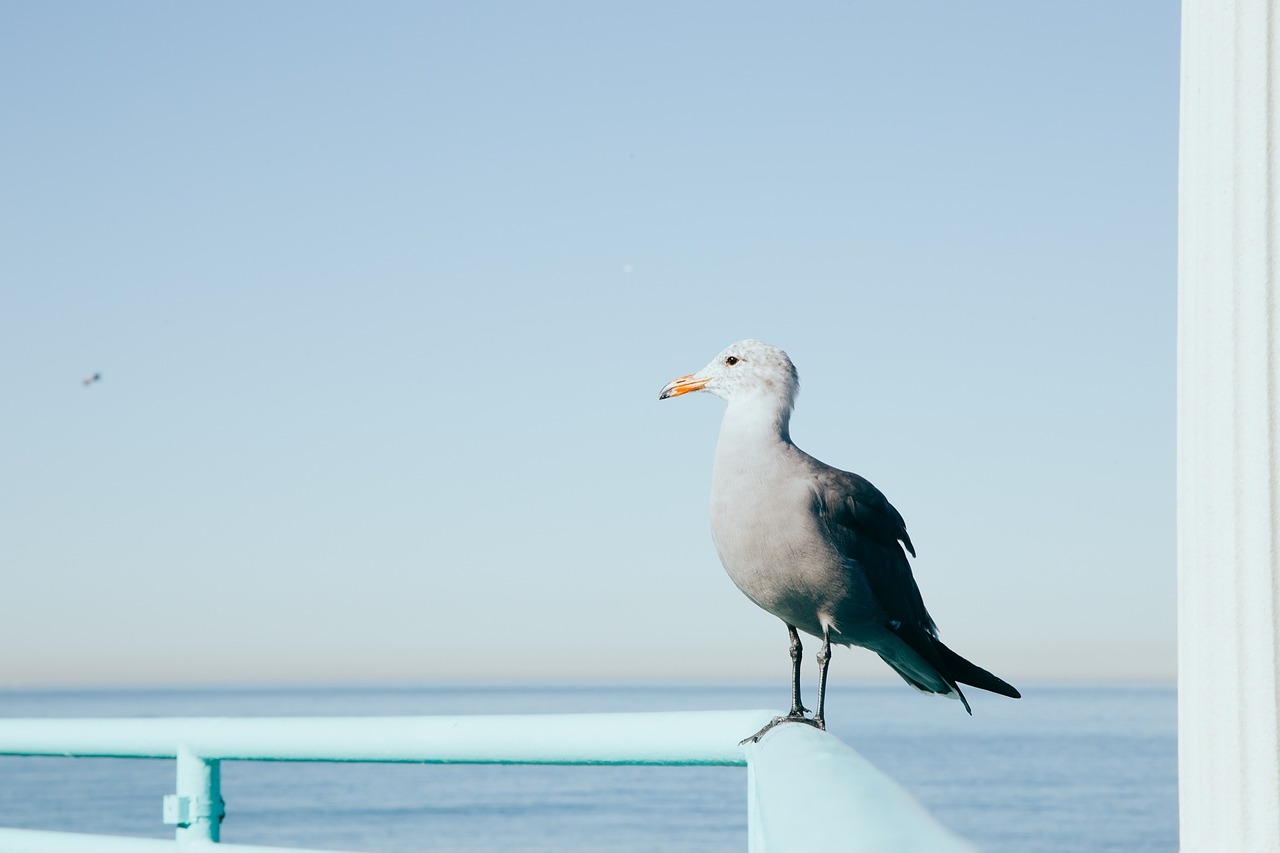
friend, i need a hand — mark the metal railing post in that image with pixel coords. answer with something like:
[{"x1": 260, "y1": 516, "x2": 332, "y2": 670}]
[{"x1": 163, "y1": 746, "x2": 225, "y2": 842}]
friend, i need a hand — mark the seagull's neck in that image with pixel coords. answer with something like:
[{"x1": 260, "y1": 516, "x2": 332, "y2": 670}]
[
  {"x1": 710, "y1": 393, "x2": 799, "y2": 514},
  {"x1": 717, "y1": 393, "x2": 795, "y2": 454}
]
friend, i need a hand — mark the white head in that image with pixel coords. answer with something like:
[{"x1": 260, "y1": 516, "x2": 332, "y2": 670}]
[{"x1": 659, "y1": 340, "x2": 800, "y2": 422}]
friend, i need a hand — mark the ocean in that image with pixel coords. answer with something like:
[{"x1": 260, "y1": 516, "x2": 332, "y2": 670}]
[{"x1": 0, "y1": 683, "x2": 1177, "y2": 852}]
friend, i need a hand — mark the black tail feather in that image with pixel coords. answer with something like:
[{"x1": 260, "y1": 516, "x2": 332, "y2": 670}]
[{"x1": 934, "y1": 639, "x2": 1021, "y2": 700}]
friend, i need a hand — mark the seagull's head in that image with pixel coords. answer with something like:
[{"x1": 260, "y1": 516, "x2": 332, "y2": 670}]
[{"x1": 658, "y1": 339, "x2": 799, "y2": 407}]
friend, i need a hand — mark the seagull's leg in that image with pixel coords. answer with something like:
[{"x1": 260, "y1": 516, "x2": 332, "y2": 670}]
[
  {"x1": 741, "y1": 624, "x2": 823, "y2": 744},
  {"x1": 786, "y1": 623, "x2": 808, "y2": 718},
  {"x1": 812, "y1": 627, "x2": 831, "y2": 731}
]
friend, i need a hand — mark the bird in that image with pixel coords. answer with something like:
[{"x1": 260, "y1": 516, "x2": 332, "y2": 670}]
[
  {"x1": 81, "y1": 372, "x2": 101, "y2": 387},
  {"x1": 659, "y1": 339, "x2": 1019, "y2": 741}
]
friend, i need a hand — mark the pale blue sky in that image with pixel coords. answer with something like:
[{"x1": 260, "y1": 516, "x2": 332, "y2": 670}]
[{"x1": 1, "y1": 3, "x2": 1178, "y2": 688}]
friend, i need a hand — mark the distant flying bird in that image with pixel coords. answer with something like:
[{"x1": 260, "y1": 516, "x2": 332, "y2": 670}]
[
  {"x1": 659, "y1": 339, "x2": 1019, "y2": 741},
  {"x1": 82, "y1": 372, "x2": 101, "y2": 386}
]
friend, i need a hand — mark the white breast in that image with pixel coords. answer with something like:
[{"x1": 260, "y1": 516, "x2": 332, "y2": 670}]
[{"x1": 707, "y1": 423, "x2": 844, "y2": 630}]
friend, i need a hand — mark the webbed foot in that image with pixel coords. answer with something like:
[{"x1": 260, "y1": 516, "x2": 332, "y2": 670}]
[{"x1": 740, "y1": 712, "x2": 825, "y2": 745}]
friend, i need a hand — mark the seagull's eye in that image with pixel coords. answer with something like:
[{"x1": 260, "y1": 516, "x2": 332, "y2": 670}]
[{"x1": 725, "y1": 356, "x2": 739, "y2": 366}]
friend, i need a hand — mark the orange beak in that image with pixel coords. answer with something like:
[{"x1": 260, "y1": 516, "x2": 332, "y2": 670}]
[{"x1": 658, "y1": 373, "x2": 708, "y2": 400}]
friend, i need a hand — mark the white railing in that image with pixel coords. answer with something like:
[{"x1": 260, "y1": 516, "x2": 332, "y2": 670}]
[{"x1": 0, "y1": 710, "x2": 975, "y2": 852}]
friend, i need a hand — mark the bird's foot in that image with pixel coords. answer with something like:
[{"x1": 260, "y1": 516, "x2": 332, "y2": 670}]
[{"x1": 740, "y1": 712, "x2": 825, "y2": 745}]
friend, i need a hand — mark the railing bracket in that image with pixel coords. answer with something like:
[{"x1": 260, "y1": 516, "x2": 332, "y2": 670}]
[{"x1": 162, "y1": 792, "x2": 224, "y2": 827}]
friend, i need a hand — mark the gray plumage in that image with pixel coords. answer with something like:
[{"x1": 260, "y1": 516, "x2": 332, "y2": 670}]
[{"x1": 660, "y1": 339, "x2": 1017, "y2": 729}]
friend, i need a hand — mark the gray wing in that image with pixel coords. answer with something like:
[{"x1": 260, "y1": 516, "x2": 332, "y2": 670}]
[
  {"x1": 811, "y1": 463, "x2": 937, "y2": 636},
  {"x1": 812, "y1": 460, "x2": 1021, "y2": 709}
]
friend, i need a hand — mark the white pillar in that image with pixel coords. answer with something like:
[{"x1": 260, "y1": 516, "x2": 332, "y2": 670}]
[{"x1": 1177, "y1": 1, "x2": 1280, "y2": 850}]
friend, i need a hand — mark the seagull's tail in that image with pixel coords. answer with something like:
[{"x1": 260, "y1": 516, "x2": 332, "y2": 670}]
[
  {"x1": 933, "y1": 638, "x2": 1021, "y2": 702},
  {"x1": 877, "y1": 628, "x2": 1020, "y2": 715}
]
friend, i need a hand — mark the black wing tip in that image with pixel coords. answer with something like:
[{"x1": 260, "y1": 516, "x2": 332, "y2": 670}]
[
  {"x1": 979, "y1": 680, "x2": 1021, "y2": 700},
  {"x1": 934, "y1": 639, "x2": 1021, "y2": 701}
]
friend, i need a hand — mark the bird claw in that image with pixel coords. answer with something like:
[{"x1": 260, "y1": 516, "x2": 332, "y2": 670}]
[{"x1": 740, "y1": 713, "x2": 825, "y2": 745}]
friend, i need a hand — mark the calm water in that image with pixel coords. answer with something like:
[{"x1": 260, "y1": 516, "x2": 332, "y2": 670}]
[{"x1": 0, "y1": 683, "x2": 1177, "y2": 852}]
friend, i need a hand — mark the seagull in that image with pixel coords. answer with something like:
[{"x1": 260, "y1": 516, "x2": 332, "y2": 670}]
[
  {"x1": 660, "y1": 339, "x2": 1019, "y2": 741},
  {"x1": 81, "y1": 372, "x2": 102, "y2": 387}
]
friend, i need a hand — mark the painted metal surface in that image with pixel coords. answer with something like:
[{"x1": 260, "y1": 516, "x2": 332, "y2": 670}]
[
  {"x1": 168, "y1": 748, "x2": 223, "y2": 843},
  {"x1": 0, "y1": 710, "x2": 774, "y2": 765},
  {"x1": 0, "y1": 711, "x2": 978, "y2": 852},
  {"x1": 1178, "y1": 0, "x2": 1280, "y2": 849},
  {"x1": 745, "y1": 724, "x2": 976, "y2": 852}
]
